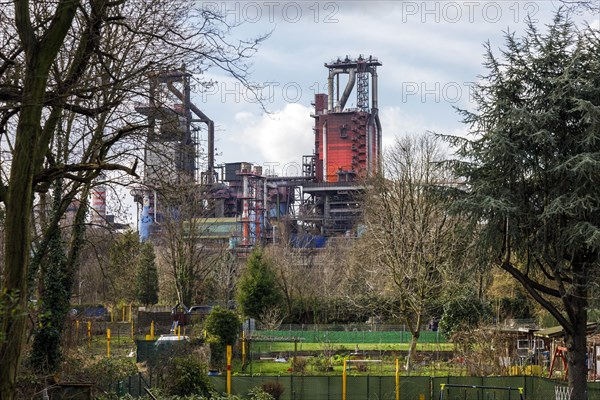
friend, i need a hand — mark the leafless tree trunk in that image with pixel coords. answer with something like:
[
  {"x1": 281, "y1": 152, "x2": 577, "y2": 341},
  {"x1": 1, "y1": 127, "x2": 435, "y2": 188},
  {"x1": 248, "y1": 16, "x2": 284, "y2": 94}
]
[
  {"x1": 0, "y1": 1, "x2": 266, "y2": 397},
  {"x1": 153, "y1": 178, "x2": 221, "y2": 307},
  {"x1": 359, "y1": 133, "x2": 468, "y2": 373}
]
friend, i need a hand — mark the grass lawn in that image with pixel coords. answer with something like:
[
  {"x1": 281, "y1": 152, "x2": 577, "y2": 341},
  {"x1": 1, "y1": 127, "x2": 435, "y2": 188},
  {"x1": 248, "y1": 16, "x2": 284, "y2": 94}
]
[
  {"x1": 237, "y1": 358, "x2": 463, "y2": 377},
  {"x1": 250, "y1": 341, "x2": 453, "y2": 353}
]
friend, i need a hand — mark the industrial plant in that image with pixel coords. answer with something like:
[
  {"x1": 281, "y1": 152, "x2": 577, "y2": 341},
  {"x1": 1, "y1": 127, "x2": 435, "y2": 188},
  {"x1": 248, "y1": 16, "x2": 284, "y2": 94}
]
[{"x1": 121, "y1": 55, "x2": 383, "y2": 249}]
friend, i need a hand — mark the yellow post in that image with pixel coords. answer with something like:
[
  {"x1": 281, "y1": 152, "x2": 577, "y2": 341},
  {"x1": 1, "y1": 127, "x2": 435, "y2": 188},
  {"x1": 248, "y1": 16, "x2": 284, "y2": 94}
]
[
  {"x1": 177, "y1": 325, "x2": 181, "y2": 340},
  {"x1": 129, "y1": 303, "x2": 133, "y2": 323},
  {"x1": 342, "y1": 358, "x2": 347, "y2": 400},
  {"x1": 395, "y1": 358, "x2": 400, "y2": 400},
  {"x1": 150, "y1": 321, "x2": 155, "y2": 340},
  {"x1": 242, "y1": 331, "x2": 246, "y2": 367},
  {"x1": 227, "y1": 345, "x2": 232, "y2": 395},
  {"x1": 87, "y1": 321, "x2": 91, "y2": 349},
  {"x1": 107, "y1": 328, "x2": 111, "y2": 358}
]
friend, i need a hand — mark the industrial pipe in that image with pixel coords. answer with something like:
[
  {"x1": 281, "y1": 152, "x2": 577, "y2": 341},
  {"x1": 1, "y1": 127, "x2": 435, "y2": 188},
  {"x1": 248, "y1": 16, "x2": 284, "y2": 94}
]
[
  {"x1": 375, "y1": 109, "x2": 382, "y2": 174},
  {"x1": 337, "y1": 68, "x2": 356, "y2": 111},
  {"x1": 323, "y1": 122, "x2": 328, "y2": 182},
  {"x1": 167, "y1": 82, "x2": 215, "y2": 183},
  {"x1": 371, "y1": 69, "x2": 378, "y2": 110},
  {"x1": 327, "y1": 70, "x2": 334, "y2": 111}
]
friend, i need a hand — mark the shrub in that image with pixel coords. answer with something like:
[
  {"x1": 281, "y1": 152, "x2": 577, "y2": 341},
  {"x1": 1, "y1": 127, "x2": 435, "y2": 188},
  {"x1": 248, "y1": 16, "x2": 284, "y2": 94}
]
[
  {"x1": 291, "y1": 357, "x2": 307, "y2": 374},
  {"x1": 354, "y1": 362, "x2": 368, "y2": 372},
  {"x1": 79, "y1": 356, "x2": 138, "y2": 390},
  {"x1": 248, "y1": 387, "x2": 274, "y2": 400},
  {"x1": 204, "y1": 306, "x2": 240, "y2": 369},
  {"x1": 261, "y1": 381, "x2": 285, "y2": 400},
  {"x1": 161, "y1": 355, "x2": 212, "y2": 397},
  {"x1": 310, "y1": 355, "x2": 332, "y2": 373}
]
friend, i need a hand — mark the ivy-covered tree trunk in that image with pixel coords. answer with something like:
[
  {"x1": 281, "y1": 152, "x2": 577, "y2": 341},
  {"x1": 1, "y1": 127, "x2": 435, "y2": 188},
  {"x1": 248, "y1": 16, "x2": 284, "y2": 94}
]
[
  {"x1": 29, "y1": 177, "x2": 89, "y2": 373},
  {"x1": 0, "y1": 2, "x2": 78, "y2": 397},
  {"x1": 30, "y1": 181, "x2": 69, "y2": 372}
]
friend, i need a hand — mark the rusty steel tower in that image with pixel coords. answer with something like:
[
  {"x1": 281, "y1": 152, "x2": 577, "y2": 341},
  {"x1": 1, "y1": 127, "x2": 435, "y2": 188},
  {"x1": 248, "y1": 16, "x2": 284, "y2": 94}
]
[
  {"x1": 300, "y1": 55, "x2": 382, "y2": 236},
  {"x1": 313, "y1": 55, "x2": 382, "y2": 182},
  {"x1": 134, "y1": 68, "x2": 216, "y2": 241}
]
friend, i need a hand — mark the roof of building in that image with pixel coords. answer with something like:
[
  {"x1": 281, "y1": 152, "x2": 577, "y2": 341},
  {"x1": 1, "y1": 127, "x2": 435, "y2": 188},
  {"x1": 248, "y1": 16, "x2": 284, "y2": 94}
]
[{"x1": 534, "y1": 323, "x2": 599, "y2": 339}]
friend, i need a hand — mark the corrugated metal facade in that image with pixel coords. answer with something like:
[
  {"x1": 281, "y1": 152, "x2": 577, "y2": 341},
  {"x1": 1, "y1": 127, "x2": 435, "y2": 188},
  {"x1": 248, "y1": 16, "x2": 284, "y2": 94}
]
[{"x1": 313, "y1": 94, "x2": 378, "y2": 183}]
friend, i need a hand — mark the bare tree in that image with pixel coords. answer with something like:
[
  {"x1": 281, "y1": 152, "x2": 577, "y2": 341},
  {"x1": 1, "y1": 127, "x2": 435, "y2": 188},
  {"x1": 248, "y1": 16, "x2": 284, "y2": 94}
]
[
  {"x1": 359, "y1": 133, "x2": 468, "y2": 372},
  {"x1": 153, "y1": 178, "x2": 222, "y2": 307},
  {"x1": 0, "y1": 1, "x2": 265, "y2": 397},
  {"x1": 266, "y1": 243, "x2": 317, "y2": 321}
]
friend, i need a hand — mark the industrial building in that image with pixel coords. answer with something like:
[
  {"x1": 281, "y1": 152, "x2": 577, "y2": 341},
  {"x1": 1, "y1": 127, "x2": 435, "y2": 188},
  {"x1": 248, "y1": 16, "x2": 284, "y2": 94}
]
[{"x1": 127, "y1": 56, "x2": 382, "y2": 249}]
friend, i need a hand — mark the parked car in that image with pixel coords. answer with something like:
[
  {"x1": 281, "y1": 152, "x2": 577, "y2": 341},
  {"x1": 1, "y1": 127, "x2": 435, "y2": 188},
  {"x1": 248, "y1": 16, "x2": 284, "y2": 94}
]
[
  {"x1": 188, "y1": 305, "x2": 213, "y2": 315},
  {"x1": 155, "y1": 334, "x2": 189, "y2": 348}
]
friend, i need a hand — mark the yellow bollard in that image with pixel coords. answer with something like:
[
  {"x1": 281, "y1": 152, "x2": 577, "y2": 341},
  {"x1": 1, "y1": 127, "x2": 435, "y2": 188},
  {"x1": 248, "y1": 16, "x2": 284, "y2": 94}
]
[
  {"x1": 150, "y1": 321, "x2": 155, "y2": 340},
  {"x1": 242, "y1": 331, "x2": 246, "y2": 367},
  {"x1": 227, "y1": 345, "x2": 232, "y2": 395},
  {"x1": 107, "y1": 328, "x2": 111, "y2": 358},
  {"x1": 342, "y1": 358, "x2": 347, "y2": 400},
  {"x1": 87, "y1": 321, "x2": 91, "y2": 349},
  {"x1": 177, "y1": 325, "x2": 181, "y2": 340},
  {"x1": 129, "y1": 303, "x2": 133, "y2": 323},
  {"x1": 395, "y1": 358, "x2": 400, "y2": 400}
]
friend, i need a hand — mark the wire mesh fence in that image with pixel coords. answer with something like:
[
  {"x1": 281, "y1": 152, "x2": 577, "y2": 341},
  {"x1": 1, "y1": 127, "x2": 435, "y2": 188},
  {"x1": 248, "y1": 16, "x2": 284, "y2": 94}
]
[
  {"x1": 253, "y1": 327, "x2": 446, "y2": 344},
  {"x1": 111, "y1": 374, "x2": 600, "y2": 399}
]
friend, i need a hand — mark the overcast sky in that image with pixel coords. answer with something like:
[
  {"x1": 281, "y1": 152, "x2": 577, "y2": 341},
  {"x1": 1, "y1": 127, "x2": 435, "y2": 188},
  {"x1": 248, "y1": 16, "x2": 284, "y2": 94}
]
[
  {"x1": 114, "y1": 1, "x2": 599, "y2": 223},
  {"x1": 187, "y1": 1, "x2": 599, "y2": 177}
]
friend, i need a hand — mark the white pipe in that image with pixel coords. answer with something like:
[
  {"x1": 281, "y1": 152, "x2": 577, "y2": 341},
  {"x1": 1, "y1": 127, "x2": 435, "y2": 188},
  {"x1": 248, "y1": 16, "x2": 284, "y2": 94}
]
[
  {"x1": 371, "y1": 70, "x2": 378, "y2": 110},
  {"x1": 153, "y1": 190, "x2": 158, "y2": 222},
  {"x1": 327, "y1": 71, "x2": 334, "y2": 111},
  {"x1": 337, "y1": 69, "x2": 356, "y2": 111}
]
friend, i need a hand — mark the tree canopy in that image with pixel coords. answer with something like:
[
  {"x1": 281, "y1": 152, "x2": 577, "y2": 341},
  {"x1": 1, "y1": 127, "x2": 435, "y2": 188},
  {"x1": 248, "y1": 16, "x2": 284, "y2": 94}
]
[
  {"x1": 237, "y1": 247, "x2": 283, "y2": 322},
  {"x1": 136, "y1": 242, "x2": 159, "y2": 306},
  {"x1": 447, "y1": 12, "x2": 600, "y2": 399}
]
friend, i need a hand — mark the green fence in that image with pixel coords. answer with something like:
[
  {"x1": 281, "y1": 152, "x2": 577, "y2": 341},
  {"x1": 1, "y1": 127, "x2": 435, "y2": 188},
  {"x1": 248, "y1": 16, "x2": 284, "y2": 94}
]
[
  {"x1": 209, "y1": 376, "x2": 600, "y2": 400},
  {"x1": 254, "y1": 329, "x2": 446, "y2": 344},
  {"x1": 211, "y1": 375, "x2": 431, "y2": 400},
  {"x1": 112, "y1": 374, "x2": 600, "y2": 399}
]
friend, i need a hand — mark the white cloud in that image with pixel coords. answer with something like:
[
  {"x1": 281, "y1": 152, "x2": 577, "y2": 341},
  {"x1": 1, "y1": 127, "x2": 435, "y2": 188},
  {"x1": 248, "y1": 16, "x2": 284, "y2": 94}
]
[{"x1": 221, "y1": 103, "x2": 314, "y2": 176}]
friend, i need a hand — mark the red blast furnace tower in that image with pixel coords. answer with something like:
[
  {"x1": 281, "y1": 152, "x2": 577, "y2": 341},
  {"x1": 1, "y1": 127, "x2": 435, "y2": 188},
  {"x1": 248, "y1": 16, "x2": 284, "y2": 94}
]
[
  {"x1": 300, "y1": 56, "x2": 382, "y2": 236},
  {"x1": 312, "y1": 56, "x2": 382, "y2": 182}
]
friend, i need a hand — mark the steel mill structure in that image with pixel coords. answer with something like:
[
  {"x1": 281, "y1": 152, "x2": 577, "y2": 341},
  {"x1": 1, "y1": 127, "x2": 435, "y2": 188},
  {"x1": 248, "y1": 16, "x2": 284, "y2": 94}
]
[
  {"x1": 127, "y1": 56, "x2": 382, "y2": 248},
  {"x1": 300, "y1": 55, "x2": 382, "y2": 235}
]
